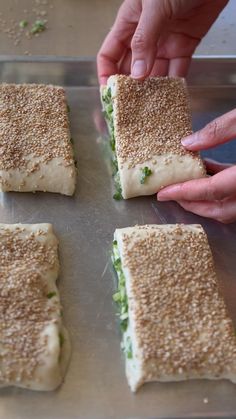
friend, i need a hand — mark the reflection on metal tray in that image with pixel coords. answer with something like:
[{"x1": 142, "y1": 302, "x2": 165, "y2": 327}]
[{"x1": 0, "y1": 57, "x2": 236, "y2": 419}]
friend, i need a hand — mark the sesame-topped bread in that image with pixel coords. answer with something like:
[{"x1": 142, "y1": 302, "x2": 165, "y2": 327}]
[
  {"x1": 112, "y1": 224, "x2": 236, "y2": 392},
  {"x1": 0, "y1": 223, "x2": 70, "y2": 391},
  {"x1": 101, "y1": 75, "x2": 205, "y2": 199},
  {"x1": 0, "y1": 84, "x2": 76, "y2": 195}
]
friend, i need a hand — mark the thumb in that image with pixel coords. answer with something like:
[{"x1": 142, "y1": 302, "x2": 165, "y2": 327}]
[
  {"x1": 131, "y1": 0, "x2": 166, "y2": 79},
  {"x1": 181, "y1": 109, "x2": 236, "y2": 151}
]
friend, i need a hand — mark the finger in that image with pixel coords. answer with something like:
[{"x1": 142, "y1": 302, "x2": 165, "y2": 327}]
[
  {"x1": 93, "y1": 109, "x2": 107, "y2": 135},
  {"x1": 119, "y1": 49, "x2": 132, "y2": 75},
  {"x1": 97, "y1": 31, "x2": 131, "y2": 85},
  {"x1": 168, "y1": 57, "x2": 191, "y2": 77},
  {"x1": 204, "y1": 158, "x2": 233, "y2": 174},
  {"x1": 130, "y1": 0, "x2": 166, "y2": 79},
  {"x1": 181, "y1": 109, "x2": 236, "y2": 151},
  {"x1": 150, "y1": 58, "x2": 169, "y2": 76},
  {"x1": 97, "y1": 1, "x2": 139, "y2": 84},
  {"x1": 177, "y1": 197, "x2": 236, "y2": 224},
  {"x1": 97, "y1": 33, "x2": 129, "y2": 85},
  {"x1": 157, "y1": 165, "x2": 236, "y2": 202}
]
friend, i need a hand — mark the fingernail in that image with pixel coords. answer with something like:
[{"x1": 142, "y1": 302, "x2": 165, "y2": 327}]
[
  {"x1": 131, "y1": 60, "x2": 147, "y2": 78},
  {"x1": 157, "y1": 185, "x2": 181, "y2": 201},
  {"x1": 181, "y1": 135, "x2": 195, "y2": 146},
  {"x1": 157, "y1": 193, "x2": 168, "y2": 202}
]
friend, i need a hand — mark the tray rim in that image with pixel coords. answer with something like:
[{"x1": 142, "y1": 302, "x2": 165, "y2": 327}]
[{"x1": 0, "y1": 54, "x2": 235, "y2": 63}]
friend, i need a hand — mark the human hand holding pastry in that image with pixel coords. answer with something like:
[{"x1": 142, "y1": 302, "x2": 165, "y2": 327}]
[
  {"x1": 158, "y1": 110, "x2": 236, "y2": 223},
  {"x1": 97, "y1": 0, "x2": 228, "y2": 84}
]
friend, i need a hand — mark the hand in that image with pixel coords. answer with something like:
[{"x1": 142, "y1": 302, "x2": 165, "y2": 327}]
[
  {"x1": 97, "y1": 0, "x2": 228, "y2": 84},
  {"x1": 157, "y1": 109, "x2": 236, "y2": 224}
]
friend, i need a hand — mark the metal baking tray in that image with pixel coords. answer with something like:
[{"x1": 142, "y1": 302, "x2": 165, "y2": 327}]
[{"x1": 0, "y1": 57, "x2": 236, "y2": 419}]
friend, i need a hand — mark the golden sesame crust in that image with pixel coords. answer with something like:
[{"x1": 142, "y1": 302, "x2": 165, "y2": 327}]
[
  {"x1": 121, "y1": 224, "x2": 236, "y2": 378},
  {"x1": 114, "y1": 75, "x2": 202, "y2": 168},
  {"x1": 0, "y1": 83, "x2": 74, "y2": 171},
  {"x1": 0, "y1": 224, "x2": 60, "y2": 385}
]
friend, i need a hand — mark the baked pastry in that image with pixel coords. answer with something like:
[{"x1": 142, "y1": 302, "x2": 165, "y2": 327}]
[
  {"x1": 0, "y1": 223, "x2": 70, "y2": 391},
  {"x1": 112, "y1": 224, "x2": 236, "y2": 391},
  {"x1": 0, "y1": 84, "x2": 76, "y2": 195},
  {"x1": 101, "y1": 75, "x2": 205, "y2": 199}
]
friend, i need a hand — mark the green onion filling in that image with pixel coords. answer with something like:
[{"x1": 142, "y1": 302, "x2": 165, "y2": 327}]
[
  {"x1": 59, "y1": 332, "x2": 64, "y2": 348},
  {"x1": 47, "y1": 291, "x2": 56, "y2": 299},
  {"x1": 102, "y1": 87, "x2": 123, "y2": 200},
  {"x1": 121, "y1": 336, "x2": 133, "y2": 359},
  {"x1": 113, "y1": 171, "x2": 122, "y2": 200},
  {"x1": 112, "y1": 240, "x2": 133, "y2": 358},
  {"x1": 140, "y1": 166, "x2": 152, "y2": 184}
]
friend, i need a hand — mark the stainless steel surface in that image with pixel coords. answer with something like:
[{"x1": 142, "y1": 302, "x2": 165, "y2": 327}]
[{"x1": 0, "y1": 58, "x2": 236, "y2": 419}]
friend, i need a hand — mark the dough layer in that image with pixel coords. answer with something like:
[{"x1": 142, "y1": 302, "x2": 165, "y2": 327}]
[
  {"x1": 0, "y1": 84, "x2": 76, "y2": 195},
  {"x1": 114, "y1": 224, "x2": 236, "y2": 391},
  {"x1": 105, "y1": 75, "x2": 205, "y2": 199},
  {"x1": 0, "y1": 223, "x2": 70, "y2": 391}
]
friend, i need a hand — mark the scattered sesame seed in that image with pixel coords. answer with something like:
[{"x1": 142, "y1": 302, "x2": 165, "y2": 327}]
[{"x1": 0, "y1": 0, "x2": 53, "y2": 48}]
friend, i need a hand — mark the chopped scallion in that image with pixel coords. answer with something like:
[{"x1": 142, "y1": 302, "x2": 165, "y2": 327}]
[
  {"x1": 140, "y1": 166, "x2": 152, "y2": 184},
  {"x1": 113, "y1": 292, "x2": 121, "y2": 302},
  {"x1": 31, "y1": 19, "x2": 46, "y2": 34},
  {"x1": 59, "y1": 332, "x2": 64, "y2": 347},
  {"x1": 113, "y1": 191, "x2": 123, "y2": 200},
  {"x1": 47, "y1": 291, "x2": 56, "y2": 299},
  {"x1": 19, "y1": 20, "x2": 28, "y2": 28},
  {"x1": 126, "y1": 337, "x2": 133, "y2": 359}
]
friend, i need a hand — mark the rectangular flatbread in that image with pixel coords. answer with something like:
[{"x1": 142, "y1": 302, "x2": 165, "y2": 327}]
[
  {"x1": 0, "y1": 223, "x2": 70, "y2": 391},
  {"x1": 101, "y1": 75, "x2": 205, "y2": 199},
  {"x1": 0, "y1": 84, "x2": 76, "y2": 195},
  {"x1": 112, "y1": 224, "x2": 236, "y2": 392}
]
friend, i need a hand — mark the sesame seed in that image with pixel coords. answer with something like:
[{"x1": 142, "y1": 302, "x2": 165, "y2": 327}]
[
  {"x1": 120, "y1": 225, "x2": 236, "y2": 379},
  {"x1": 0, "y1": 224, "x2": 61, "y2": 385},
  {"x1": 0, "y1": 83, "x2": 74, "y2": 172},
  {"x1": 114, "y1": 76, "x2": 204, "y2": 170}
]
